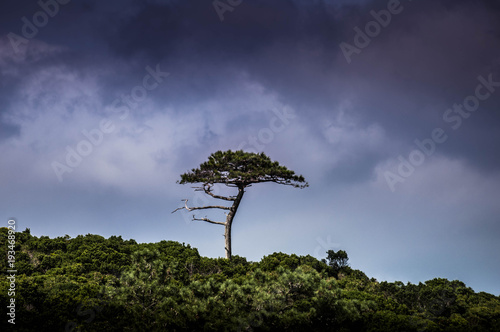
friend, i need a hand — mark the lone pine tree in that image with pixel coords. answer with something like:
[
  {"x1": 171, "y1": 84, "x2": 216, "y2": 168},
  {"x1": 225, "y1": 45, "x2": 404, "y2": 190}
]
[{"x1": 173, "y1": 150, "x2": 308, "y2": 259}]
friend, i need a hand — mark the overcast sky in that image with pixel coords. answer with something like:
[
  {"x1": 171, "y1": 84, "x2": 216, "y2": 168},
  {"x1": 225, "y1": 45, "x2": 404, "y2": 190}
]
[{"x1": 1, "y1": 0, "x2": 500, "y2": 295}]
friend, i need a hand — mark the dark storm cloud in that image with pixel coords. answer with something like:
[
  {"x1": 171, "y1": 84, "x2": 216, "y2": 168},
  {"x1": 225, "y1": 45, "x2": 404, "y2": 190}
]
[{"x1": 2, "y1": 0, "x2": 500, "y2": 175}]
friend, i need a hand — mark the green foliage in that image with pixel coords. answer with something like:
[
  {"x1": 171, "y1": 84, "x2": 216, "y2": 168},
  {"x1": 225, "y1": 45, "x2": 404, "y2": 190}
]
[
  {"x1": 1, "y1": 228, "x2": 499, "y2": 331},
  {"x1": 260, "y1": 252, "x2": 333, "y2": 277},
  {"x1": 323, "y1": 249, "x2": 349, "y2": 277},
  {"x1": 179, "y1": 150, "x2": 308, "y2": 188}
]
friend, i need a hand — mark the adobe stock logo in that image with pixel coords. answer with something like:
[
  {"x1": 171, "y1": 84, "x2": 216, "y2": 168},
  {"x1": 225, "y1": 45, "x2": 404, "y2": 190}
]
[
  {"x1": 237, "y1": 107, "x2": 295, "y2": 152},
  {"x1": 339, "y1": 0, "x2": 412, "y2": 64},
  {"x1": 51, "y1": 64, "x2": 169, "y2": 182},
  {"x1": 212, "y1": 0, "x2": 243, "y2": 22},
  {"x1": 8, "y1": 0, "x2": 71, "y2": 53},
  {"x1": 313, "y1": 235, "x2": 339, "y2": 258},
  {"x1": 384, "y1": 73, "x2": 500, "y2": 192}
]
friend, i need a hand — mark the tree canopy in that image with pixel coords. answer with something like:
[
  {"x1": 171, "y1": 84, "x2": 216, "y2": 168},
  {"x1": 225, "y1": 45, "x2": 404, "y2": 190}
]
[
  {"x1": 174, "y1": 150, "x2": 308, "y2": 259},
  {"x1": 179, "y1": 150, "x2": 308, "y2": 188}
]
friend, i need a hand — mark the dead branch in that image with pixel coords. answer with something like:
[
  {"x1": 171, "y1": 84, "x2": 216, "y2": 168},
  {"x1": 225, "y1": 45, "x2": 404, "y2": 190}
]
[
  {"x1": 192, "y1": 184, "x2": 237, "y2": 201},
  {"x1": 171, "y1": 199, "x2": 231, "y2": 214},
  {"x1": 192, "y1": 216, "x2": 226, "y2": 226}
]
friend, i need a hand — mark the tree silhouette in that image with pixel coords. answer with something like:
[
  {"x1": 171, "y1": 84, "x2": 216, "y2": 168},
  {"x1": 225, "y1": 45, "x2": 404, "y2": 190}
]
[
  {"x1": 173, "y1": 150, "x2": 308, "y2": 259},
  {"x1": 322, "y1": 250, "x2": 349, "y2": 277}
]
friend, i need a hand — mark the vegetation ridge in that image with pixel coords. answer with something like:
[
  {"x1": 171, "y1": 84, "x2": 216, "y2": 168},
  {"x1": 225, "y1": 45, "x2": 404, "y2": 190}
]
[{"x1": 1, "y1": 228, "x2": 499, "y2": 331}]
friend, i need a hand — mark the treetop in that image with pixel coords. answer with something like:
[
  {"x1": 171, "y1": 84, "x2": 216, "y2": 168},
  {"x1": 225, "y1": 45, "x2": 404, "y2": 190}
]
[{"x1": 178, "y1": 150, "x2": 308, "y2": 188}]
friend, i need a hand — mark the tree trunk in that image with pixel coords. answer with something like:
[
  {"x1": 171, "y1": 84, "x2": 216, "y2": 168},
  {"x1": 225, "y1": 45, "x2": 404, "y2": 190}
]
[{"x1": 224, "y1": 185, "x2": 245, "y2": 259}]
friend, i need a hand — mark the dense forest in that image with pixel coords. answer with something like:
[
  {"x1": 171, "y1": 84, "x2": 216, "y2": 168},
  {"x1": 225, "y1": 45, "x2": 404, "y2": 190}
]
[{"x1": 1, "y1": 227, "x2": 499, "y2": 331}]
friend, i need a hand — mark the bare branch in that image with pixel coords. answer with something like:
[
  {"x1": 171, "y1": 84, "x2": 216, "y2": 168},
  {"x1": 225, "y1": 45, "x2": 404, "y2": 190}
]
[
  {"x1": 192, "y1": 216, "x2": 226, "y2": 226},
  {"x1": 205, "y1": 190, "x2": 236, "y2": 201},
  {"x1": 171, "y1": 199, "x2": 231, "y2": 214},
  {"x1": 189, "y1": 205, "x2": 231, "y2": 211},
  {"x1": 197, "y1": 184, "x2": 237, "y2": 201},
  {"x1": 171, "y1": 199, "x2": 190, "y2": 213}
]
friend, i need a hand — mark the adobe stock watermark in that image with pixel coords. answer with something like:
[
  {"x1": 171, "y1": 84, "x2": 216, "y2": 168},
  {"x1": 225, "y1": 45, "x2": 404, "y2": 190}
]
[
  {"x1": 6, "y1": 219, "x2": 17, "y2": 325},
  {"x1": 384, "y1": 73, "x2": 500, "y2": 192},
  {"x1": 65, "y1": 287, "x2": 111, "y2": 332},
  {"x1": 212, "y1": 0, "x2": 243, "y2": 22},
  {"x1": 339, "y1": 0, "x2": 412, "y2": 64},
  {"x1": 8, "y1": 0, "x2": 72, "y2": 54},
  {"x1": 51, "y1": 64, "x2": 169, "y2": 182},
  {"x1": 313, "y1": 235, "x2": 340, "y2": 258},
  {"x1": 176, "y1": 105, "x2": 295, "y2": 225},
  {"x1": 236, "y1": 106, "x2": 296, "y2": 153}
]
